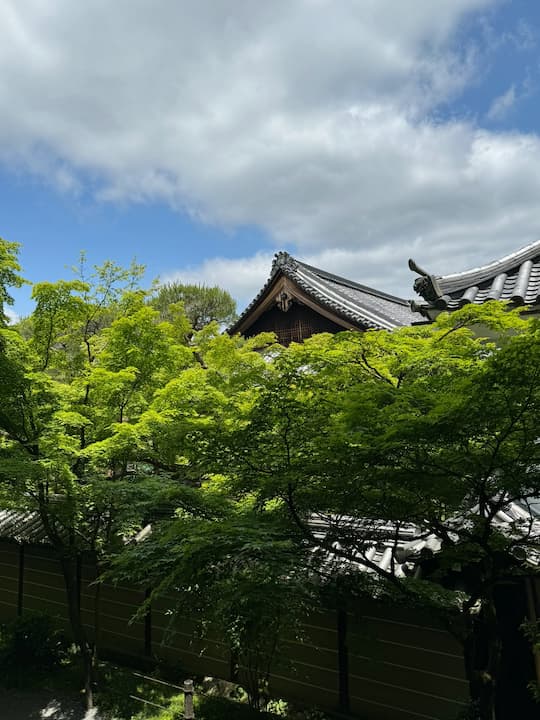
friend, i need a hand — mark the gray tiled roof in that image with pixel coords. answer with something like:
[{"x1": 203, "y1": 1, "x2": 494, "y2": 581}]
[
  {"x1": 410, "y1": 240, "x2": 540, "y2": 315},
  {"x1": 4, "y1": 503, "x2": 535, "y2": 579},
  {"x1": 229, "y1": 252, "x2": 415, "y2": 333},
  {"x1": 309, "y1": 514, "x2": 422, "y2": 578},
  {"x1": 0, "y1": 508, "x2": 151, "y2": 547},
  {"x1": 309, "y1": 501, "x2": 540, "y2": 579},
  {"x1": 0, "y1": 509, "x2": 49, "y2": 544}
]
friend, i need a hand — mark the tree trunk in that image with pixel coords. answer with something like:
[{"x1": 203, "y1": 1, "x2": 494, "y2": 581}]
[
  {"x1": 59, "y1": 553, "x2": 94, "y2": 710},
  {"x1": 93, "y1": 575, "x2": 102, "y2": 666},
  {"x1": 463, "y1": 598, "x2": 501, "y2": 720}
]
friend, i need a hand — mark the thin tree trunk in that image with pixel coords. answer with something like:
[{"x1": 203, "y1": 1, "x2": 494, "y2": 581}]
[
  {"x1": 59, "y1": 553, "x2": 94, "y2": 710},
  {"x1": 93, "y1": 575, "x2": 102, "y2": 664},
  {"x1": 463, "y1": 598, "x2": 501, "y2": 720}
]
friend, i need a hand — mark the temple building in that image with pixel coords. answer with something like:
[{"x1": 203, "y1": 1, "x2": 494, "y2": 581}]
[
  {"x1": 229, "y1": 241, "x2": 540, "y2": 344},
  {"x1": 228, "y1": 251, "x2": 415, "y2": 344},
  {"x1": 409, "y1": 239, "x2": 540, "y2": 321}
]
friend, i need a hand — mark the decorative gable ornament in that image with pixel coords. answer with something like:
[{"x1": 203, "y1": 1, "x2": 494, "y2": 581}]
[{"x1": 276, "y1": 290, "x2": 293, "y2": 313}]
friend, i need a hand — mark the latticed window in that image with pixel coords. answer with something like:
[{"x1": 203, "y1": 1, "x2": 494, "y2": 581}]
[
  {"x1": 275, "y1": 320, "x2": 315, "y2": 345},
  {"x1": 246, "y1": 303, "x2": 344, "y2": 345}
]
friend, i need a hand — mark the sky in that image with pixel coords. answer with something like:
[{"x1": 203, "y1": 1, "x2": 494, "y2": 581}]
[{"x1": 2, "y1": 0, "x2": 540, "y2": 319}]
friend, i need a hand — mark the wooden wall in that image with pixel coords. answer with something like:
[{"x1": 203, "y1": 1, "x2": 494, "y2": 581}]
[
  {"x1": 246, "y1": 303, "x2": 346, "y2": 345},
  {"x1": 0, "y1": 541, "x2": 469, "y2": 719}
]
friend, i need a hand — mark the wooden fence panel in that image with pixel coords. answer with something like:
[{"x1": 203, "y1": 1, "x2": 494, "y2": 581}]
[
  {"x1": 269, "y1": 612, "x2": 340, "y2": 709},
  {"x1": 152, "y1": 605, "x2": 230, "y2": 678},
  {"x1": 23, "y1": 547, "x2": 69, "y2": 622},
  {"x1": 350, "y1": 680, "x2": 467, "y2": 720},
  {"x1": 0, "y1": 541, "x2": 475, "y2": 719},
  {"x1": 98, "y1": 584, "x2": 146, "y2": 658},
  {"x1": 348, "y1": 609, "x2": 468, "y2": 720},
  {"x1": 0, "y1": 542, "x2": 20, "y2": 620}
]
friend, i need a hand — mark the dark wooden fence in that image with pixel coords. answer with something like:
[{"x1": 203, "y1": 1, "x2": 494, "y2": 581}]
[{"x1": 0, "y1": 540, "x2": 470, "y2": 719}]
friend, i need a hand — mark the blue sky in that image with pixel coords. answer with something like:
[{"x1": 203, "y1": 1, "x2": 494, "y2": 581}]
[
  {"x1": 2, "y1": 169, "x2": 273, "y2": 313},
  {"x1": 2, "y1": 0, "x2": 540, "y2": 318}
]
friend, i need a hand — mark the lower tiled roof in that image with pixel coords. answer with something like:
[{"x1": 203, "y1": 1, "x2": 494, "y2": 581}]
[
  {"x1": 3, "y1": 502, "x2": 536, "y2": 579},
  {"x1": 0, "y1": 509, "x2": 49, "y2": 544},
  {"x1": 309, "y1": 501, "x2": 540, "y2": 579}
]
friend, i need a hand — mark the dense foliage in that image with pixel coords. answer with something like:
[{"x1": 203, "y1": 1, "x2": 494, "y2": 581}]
[
  {"x1": 114, "y1": 303, "x2": 540, "y2": 718},
  {"x1": 0, "y1": 239, "x2": 539, "y2": 718},
  {"x1": 0, "y1": 237, "x2": 25, "y2": 325}
]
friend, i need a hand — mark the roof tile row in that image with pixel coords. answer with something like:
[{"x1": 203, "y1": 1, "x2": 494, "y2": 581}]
[{"x1": 410, "y1": 239, "x2": 540, "y2": 314}]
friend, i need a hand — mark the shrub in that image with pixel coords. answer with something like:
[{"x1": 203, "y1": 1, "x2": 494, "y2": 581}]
[
  {"x1": 133, "y1": 694, "x2": 276, "y2": 720},
  {"x1": 0, "y1": 612, "x2": 67, "y2": 686}
]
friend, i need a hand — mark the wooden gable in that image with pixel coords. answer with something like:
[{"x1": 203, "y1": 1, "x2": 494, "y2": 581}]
[
  {"x1": 232, "y1": 275, "x2": 356, "y2": 345},
  {"x1": 228, "y1": 252, "x2": 414, "y2": 343}
]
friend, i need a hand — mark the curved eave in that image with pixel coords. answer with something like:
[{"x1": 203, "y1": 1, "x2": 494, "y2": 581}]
[
  {"x1": 296, "y1": 261, "x2": 411, "y2": 308},
  {"x1": 410, "y1": 241, "x2": 540, "y2": 314},
  {"x1": 437, "y1": 240, "x2": 540, "y2": 294}
]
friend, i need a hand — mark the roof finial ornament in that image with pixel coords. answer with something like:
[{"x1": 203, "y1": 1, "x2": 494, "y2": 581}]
[
  {"x1": 408, "y1": 258, "x2": 443, "y2": 302},
  {"x1": 273, "y1": 251, "x2": 298, "y2": 274}
]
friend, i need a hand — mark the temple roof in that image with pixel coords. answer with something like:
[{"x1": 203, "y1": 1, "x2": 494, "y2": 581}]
[
  {"x1": 310, "y1": 500, "x2": 540, "y2": 579},
  {"x1": 0, "y1": 509, "x2": 49, "y2": 544},
  {"x1": 229, "y1": 252, "x2": 415, "y2": 335},
  {"x1": 410, "y1": 240, "x2": 540, "y2": 317}
]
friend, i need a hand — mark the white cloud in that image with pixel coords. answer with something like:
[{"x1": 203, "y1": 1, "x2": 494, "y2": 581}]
[
  {"x1": 487, "y1": 85, "x2": 517, "y2": 120},
  {"x1": 161, "y1": 252, "x2": 275, "y2": 309},
  {"x1": 3, "y1": 0, "x2": 540, "y2": 306},
  {"x1": 4, "y1": 306, "x2": 20, "y2": 325}
]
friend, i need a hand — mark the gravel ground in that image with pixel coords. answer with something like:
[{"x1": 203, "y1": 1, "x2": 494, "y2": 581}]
[{"x1": 0, "y1": 690, "x2": 101, "y2": 720}]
